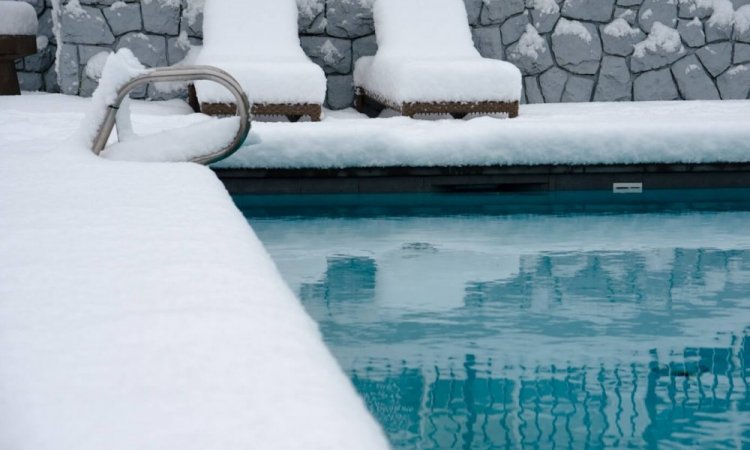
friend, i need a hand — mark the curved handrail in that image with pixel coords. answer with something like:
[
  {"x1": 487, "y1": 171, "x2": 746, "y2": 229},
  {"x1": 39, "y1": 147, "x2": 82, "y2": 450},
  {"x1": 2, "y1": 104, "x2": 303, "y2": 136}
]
[{"x1": 92, "y1": 65, "x2": 251, "y2": 165}]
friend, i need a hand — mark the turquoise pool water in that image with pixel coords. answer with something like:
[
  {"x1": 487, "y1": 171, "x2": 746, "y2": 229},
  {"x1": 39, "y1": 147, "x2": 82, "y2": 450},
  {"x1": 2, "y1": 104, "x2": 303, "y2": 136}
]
[{"x1": 237, "y1": 191, "x2": 750, "y2": 449}]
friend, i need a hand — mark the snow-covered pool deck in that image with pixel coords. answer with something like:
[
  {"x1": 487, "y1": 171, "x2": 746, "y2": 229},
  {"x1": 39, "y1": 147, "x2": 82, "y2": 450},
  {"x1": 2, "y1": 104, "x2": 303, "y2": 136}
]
[
  {"x1": 0, "y1": 94, "x2": 388, "y2": 450},
  {"x1": 212, "y1": 99, "x2": 750, "y2": 194},
  {"x1": 213, "y1": 100, "x2": 750, "y2": 170},
  {"x1": 1, "y1": 93, "x2": 749, "y2": 448}
]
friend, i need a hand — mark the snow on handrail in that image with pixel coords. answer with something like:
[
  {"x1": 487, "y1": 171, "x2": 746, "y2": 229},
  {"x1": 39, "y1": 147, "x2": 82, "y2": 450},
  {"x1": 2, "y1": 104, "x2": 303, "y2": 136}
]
[{"x1": 91, "y1": 65, "x2": 251, "y2": 165}]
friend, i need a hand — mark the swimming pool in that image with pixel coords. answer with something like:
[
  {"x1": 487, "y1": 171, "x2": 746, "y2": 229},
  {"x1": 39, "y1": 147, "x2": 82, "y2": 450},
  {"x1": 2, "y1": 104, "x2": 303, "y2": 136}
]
[{"x1": 236, "y1": 191, "x2": 750, "y2": 449}]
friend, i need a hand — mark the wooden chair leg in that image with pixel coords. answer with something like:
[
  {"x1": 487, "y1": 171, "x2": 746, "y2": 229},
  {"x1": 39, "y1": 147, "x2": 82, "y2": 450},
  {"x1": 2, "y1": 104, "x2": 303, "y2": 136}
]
[
  {"x1": 309, "y1": 105, "x2": 322, "y2": 122},
  {"x1": 187, "y1": 84, "x2": 200, "y2": 113}
]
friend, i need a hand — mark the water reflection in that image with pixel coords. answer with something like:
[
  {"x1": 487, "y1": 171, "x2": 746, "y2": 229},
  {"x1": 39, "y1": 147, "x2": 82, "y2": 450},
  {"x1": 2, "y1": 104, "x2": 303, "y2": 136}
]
[
  {"x1": 243, "y1": 199, "x2": 750, "y2": 449},
  {"x1": 349, "y1": 341, "x2": 750, "y2": 450}
]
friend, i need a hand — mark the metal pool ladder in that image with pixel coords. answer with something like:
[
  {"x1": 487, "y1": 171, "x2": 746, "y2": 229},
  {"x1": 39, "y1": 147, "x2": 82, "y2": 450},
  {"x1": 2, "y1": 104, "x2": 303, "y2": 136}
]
[{"x1": 91, "y1": 65, "x2": 251, "y2": 165}]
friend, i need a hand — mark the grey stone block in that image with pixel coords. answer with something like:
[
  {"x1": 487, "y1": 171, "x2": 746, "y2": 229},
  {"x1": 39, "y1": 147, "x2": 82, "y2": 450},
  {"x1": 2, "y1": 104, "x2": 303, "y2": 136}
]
[
  {"x1": 352, "y1": 34, "x2": 377, "y2": 62},
  {"x1": 300, "y1": 36, "x2": 352, "y2": 74},
  {"x1": 23, "y1": 43, "x2": 55, "y2": 72},
  {"x1": 615, "y1": 7, "x2": 637, "y2": 24},
  {"x1": 78, "y1": 45, "x2": 110, "y2": 65},
  {"x1": 182, "y1": 0, "x2": 204, "y2": 38},
  {"x1": 481, "y1": 0, "x2": 526, "y2": 25},
  {"x1": 633, "y1": 67, "x2": 679, "y2": 100},
  {"x1": 326, "y1": 0, "x2": 374, "y2": 39},
  {"x1": 705, "y1": 17, "x2": 734, "y2": 43},
  {"x1": 464, "y1": 0, "x2": 483, "y2": 25},
  {"x1": 116, "y1": 32, "x2": 167, "y2": 68},
  {"x1": 735, "y1": 43, "x2": 750, "y2": 64},
  {"x1": 631, "y1": 25, "x2": 685, "y2": 72},
  {"x1": 79, "y1": 75, "x2": 98, "y2": 97},
  {"x1": 43, "y1": 66, "x2": 59, "y2": 93},
  {"x1": 717, "y1": 64, "x2": 750, "y2": 98},
  {"x1": 678, "y1": 0, "x2": 712, "y2": 19},
  {"x1": 505, "y1": 26, "x2": 554, "y2": 75},
  {"x1": 38, "y1": 8, "x2": 55, "y2": 43},
  {"x1": 167, "y1": 35, "x2": 192, "y2": 65},
  {"x1": 539, "y1": 66, "x2": 568, "y2": 102},
  {"x1": 523, "y1": 76, "x2": 545, "y2": 103},
  {"x1": 103, "y1": 2, "x2": 141, "y2": 36},
  {"x1": 601, "y1": 19, "x2": 645, "y2": 56},
  {"x1": 594, "y1": 55, "x2": 632, "y2": 101},
  {"x1": 530, "y1": 1, "x2": 560, "y2": 33},
  {"x1": 617, "y1": 0, "x2": 643, "y2": 6},
  {"x1": 561, "y1": 0, "x2": 615, "y2": 22},
  {"x1": 298, "y1": 0, "x2": 326, "y2": 34},
  {"x1": 672, "y1": 54, "x2": 720, "y2": 99},
  {"x1": 501, "y1": 11, "x2": 530, "y2": 45},
  {"x1": 18, "y1": 71, "x2": 44, "y2": 91},
  {"x1": 638, "y1": 0, "x2": 677, "y2": 33},
  {"x1": 551, "y1": 20, "x2": 602, "y2": 74},
  {"x1": 58, "y1": 44, "x2": 80, "y2": 95},
  {"x1": 147, "y1": 83, "x2": 187, "y2": 101},
  {"x1": 696, "y1": 42, "x2": 733, "y2": 77},
  {"x1": 678, "y1": 18, "x2": 705, "y2": 47},
  {"x1": 326, "y1": 74, "x2": 354, "y2": 110},
  {"x1": 472, "y1": 26, "x2": 504, "y2": 59},
  {"x1": 562, "y1": 75, "x2": 594, "y2": 101},
  {"x1": 735, "y1": 13, "x2": 750, "y2": 43},
  {"x1": 61, "y1": 5, "x2": 115, "y2": 45},
  {"x1": 141, "y1": 0, "x2": 180, "y2": 36}
]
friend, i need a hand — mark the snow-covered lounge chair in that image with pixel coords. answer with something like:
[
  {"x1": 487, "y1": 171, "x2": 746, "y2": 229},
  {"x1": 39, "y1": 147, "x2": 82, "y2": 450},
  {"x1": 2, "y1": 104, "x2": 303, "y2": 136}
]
[
  {"x1": 354, "y1": 0, "x2": 522, "y2": 119},
  {"x1": 191, "y1": 0, "x2": 326, "y2": 121}
]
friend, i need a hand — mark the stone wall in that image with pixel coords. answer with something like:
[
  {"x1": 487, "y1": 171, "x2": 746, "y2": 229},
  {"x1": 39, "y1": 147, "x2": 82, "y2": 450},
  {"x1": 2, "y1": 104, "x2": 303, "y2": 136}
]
[{"x1": 10, "y1": 0, "x2": 750, "y2": 107}]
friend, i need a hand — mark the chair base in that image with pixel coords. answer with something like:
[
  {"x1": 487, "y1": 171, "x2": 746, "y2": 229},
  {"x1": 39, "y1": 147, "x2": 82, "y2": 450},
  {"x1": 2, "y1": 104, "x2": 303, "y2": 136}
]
[
  {"x1": 189, "y1": 84, "x2": 322, "y2": 122},
  {"x1": 0, "y1": 35, "x2": 37, "y2": 96},
  {"x1": 354, "y1": 89, "x2": 519, "y2": 119}
]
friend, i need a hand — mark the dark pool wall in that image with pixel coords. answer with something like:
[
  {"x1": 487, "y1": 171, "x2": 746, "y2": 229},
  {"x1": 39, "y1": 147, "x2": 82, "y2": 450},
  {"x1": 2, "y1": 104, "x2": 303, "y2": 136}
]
[{"x1": 10, "y1": 0, "x2": 750, "y2": 106}]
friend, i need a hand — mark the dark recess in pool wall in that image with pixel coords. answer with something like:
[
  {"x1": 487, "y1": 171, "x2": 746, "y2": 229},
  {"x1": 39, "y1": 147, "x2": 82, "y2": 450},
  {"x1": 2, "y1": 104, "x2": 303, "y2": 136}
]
[{"x1": 215, "y1": 162, "x2": 750, "y2": 195}]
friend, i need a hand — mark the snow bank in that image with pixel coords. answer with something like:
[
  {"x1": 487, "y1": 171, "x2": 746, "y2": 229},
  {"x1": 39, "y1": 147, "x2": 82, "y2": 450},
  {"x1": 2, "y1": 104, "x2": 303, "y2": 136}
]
[
  {"x1": 195, "y1": 0, "x2": 325, "y2": 105},
  {"x1": 0, "y1": 93, "x2": 389, "y2": 450},
  {"x1": 213, "y1": 100, "x2": 750, "y2": 169},
  {"x1": 0, "y1": 1, "x2": 38, "y2": 35},
  {"x1": 354, "y1": 0, "x2": 522, "y2": 103}
]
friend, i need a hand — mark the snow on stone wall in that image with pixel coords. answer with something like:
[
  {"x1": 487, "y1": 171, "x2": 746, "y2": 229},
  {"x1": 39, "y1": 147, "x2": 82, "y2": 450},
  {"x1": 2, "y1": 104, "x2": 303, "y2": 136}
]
[{"x1": 9, "y1": 0, "x2": 750, "y2": 106}]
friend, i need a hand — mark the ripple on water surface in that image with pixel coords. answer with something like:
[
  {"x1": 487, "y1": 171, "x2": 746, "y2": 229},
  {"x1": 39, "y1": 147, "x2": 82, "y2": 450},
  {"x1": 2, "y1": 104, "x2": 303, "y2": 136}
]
[{"x1": 240, "y1": 193, "x2": 750, "y2": 449}]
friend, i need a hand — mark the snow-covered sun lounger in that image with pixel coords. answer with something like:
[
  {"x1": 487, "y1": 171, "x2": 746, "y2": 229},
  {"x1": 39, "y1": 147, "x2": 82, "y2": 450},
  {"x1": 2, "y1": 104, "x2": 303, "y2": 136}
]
[
  {"x1": 191, "y1": 0, "x2": 326, "y2": 121},
  {"x1": 354, "y1": 0, "x2": 522, "y2": 119}
]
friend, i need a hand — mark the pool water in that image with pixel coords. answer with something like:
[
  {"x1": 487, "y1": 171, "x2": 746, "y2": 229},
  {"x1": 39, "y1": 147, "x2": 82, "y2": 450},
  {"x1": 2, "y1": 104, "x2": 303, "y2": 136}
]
[{"x1": 237, "y1": 191, "x2": 750, "y2": 449}]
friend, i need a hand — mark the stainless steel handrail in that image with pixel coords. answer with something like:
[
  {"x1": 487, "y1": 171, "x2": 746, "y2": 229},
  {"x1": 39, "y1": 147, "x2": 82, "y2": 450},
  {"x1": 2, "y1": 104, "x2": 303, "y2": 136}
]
[{"x1": 91, "y1": 65, "x2": 251, "y2": 165}]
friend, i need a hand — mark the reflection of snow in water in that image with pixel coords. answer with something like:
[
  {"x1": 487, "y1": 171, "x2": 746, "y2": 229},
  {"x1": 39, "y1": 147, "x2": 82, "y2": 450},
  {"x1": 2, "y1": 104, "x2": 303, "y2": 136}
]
[
  {"x1": 247, "y1": 207, "x2": 750, "y2": 449},
  {"x1": 250, "y1": 210, "x2": 750, "y2": 368}
]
